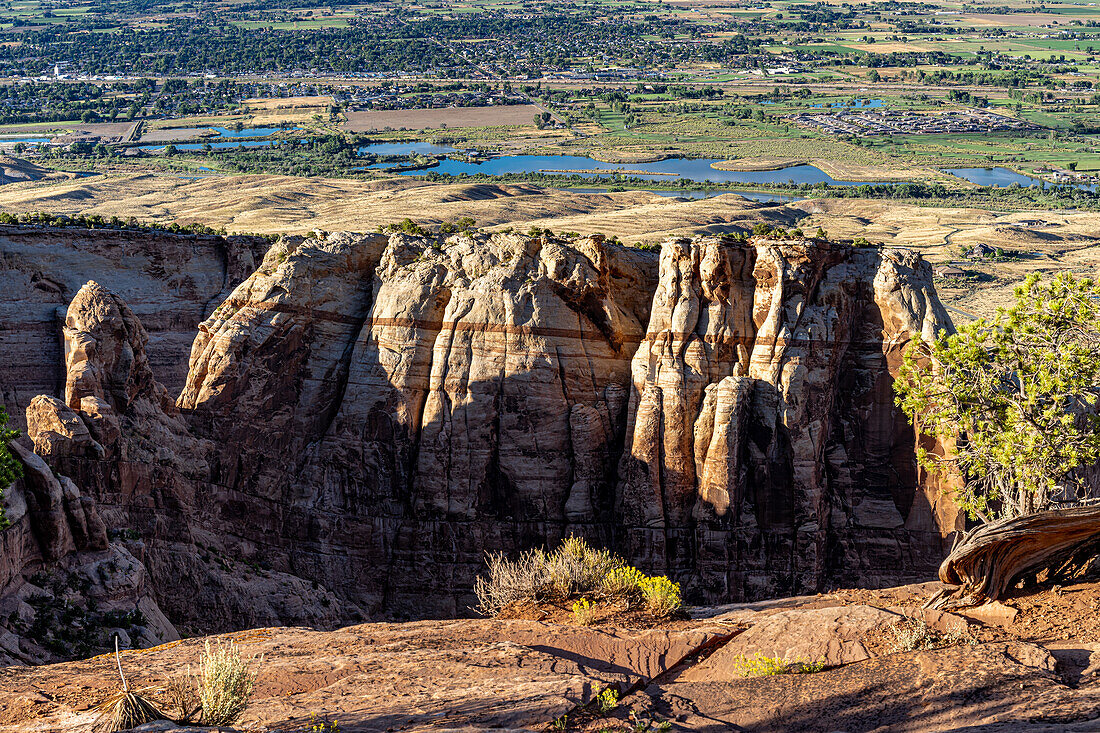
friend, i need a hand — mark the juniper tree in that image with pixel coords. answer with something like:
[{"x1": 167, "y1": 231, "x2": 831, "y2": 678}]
[
  {"x1": 0, "y1": 407, "x2": 21, "y2": 530},
  {"x1": 895, "y1": 273, "x2": 1100, "y2": 521}
]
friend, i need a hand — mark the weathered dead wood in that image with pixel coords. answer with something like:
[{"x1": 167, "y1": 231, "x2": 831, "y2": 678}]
[{"x1": 927, "y1": 505, "x2": 1100, "y2": 610}]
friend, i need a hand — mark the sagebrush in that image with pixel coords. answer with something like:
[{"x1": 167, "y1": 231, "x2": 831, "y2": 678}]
[
  {"x1": 197, "y1": 640, "x2": 260, "y2": 726},
  {"x1": 474, "y1": 536, "x2": 683, "y2": 618}
]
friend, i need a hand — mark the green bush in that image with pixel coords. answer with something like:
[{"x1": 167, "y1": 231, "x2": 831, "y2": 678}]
[
  {"x1": 0, "y1": 407, "x2": 22, "y2": 531},
  {"x1": 601, "y1": 566, "x2": 646, "y2": 597},
  {"x1": 638, "y1": 575, "x2": 682, "y2": 616}
]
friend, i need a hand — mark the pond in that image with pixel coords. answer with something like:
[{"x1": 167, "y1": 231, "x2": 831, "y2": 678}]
[
  {"x1": 207, "y1": 126, "x2": 299, "y2": 138},
  {"x1": 945, "y1": 167, "x2": 1098, "y2": 192},
  {"x1": 0, "y1": 137, "x2": 51, "y2": 144},
  {"x1": 397, "y1": 155, "x2": 879, "y2": 186}
]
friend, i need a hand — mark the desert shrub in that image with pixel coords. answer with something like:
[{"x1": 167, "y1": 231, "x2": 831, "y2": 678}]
[
  {"x1": 731, "y1": 653, "x2": 824, "y2": 677},
  {"x1": 544, "y1": 536, "x2": 622, "y2": 597},
  {"x1": 889, "y1": 618, "x2": 938, "y2": 652},
  {"x1": 474, "y1": 537, "x2": 624, "y2": 615},
  {"x1": 572, "y1": 597, "x2": 598, "y2": 626},
  {"x1": 638, "y1": 575, "x2": 682, "y2": 616},
  {"x1": 93, "y1": 637, "x2": 166, "y2": 733},
  {"x1": 475, "y1": 538, "x2": 688, "y2": 620},
  {"x1": 161, "y1": 677, "x2": 201, "y2": 724},
  {"x1": 601, "y1": 566, "x2": 646, "y2": 597},
  {"x1": 474, "y1": 548, "x2": 553, "y2": 616},
  {"x1": 595, "y1": 687, "x2": 619, "y2": 713},
  {"x1": 197, "y1": 640, "x2": 259, "y2": 726},
  {"x1": 888, "y1": 618, "x2": 973, "y2": 653},
  {"x1": 94, "y1": 689, "x2": 166, "y2": 733},
  {"x1": 383, "y1": 218, "x2": 431, "y2": 237}
]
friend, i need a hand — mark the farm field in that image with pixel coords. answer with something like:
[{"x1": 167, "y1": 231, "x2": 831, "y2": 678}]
[{"x1": 0, "y1": 0, "x2": 1093, "y2": 236}]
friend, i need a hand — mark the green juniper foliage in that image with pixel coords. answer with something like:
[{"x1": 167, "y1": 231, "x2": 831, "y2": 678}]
[
  {"x1": 0, "y1": 407, "x2": 22, "y2": 530},
  {"x1": 895, "y1": 273, "x2": 1100, "y2": 521}
]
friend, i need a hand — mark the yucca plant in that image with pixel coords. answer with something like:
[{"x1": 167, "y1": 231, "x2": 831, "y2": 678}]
[{"x1": 93, "y1": 636, "x2": 167, "y2": 733}]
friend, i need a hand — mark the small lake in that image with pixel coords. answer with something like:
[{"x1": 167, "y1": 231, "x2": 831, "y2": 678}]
[
  {"x1": 946, "y1": 167, "x2": 1098, "y2": 192},
  {"x1": 359, "y1": 142, "x2": 458, "y2": 155},
  {"x1": 397, "y1": 155, "x2": 877, "y2": 186},
  {"x1": 0, "y1": 136, "x2": 51, "y2": 144},
  {"x1": 208, "y1": 126, "x2": 298, "y2": 138}
]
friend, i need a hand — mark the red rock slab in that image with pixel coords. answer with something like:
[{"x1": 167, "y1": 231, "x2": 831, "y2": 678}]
[
  {"x1": 623, "y1": 641, "x2": 1100, "y2": 733},
  {"x1": 0, "y1": 619, "x2": 728, "y2": 733},
  {"x1": 679, "y1": 604, "x2": 902, "y2": 676}
]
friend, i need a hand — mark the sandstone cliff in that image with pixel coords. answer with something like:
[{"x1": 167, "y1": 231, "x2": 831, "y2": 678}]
[
  {"x1": 0, "y1": 225, "x2": 270, "y2": 428},
  {"x1": 3, "y1": 229, "x2": 961, "y2": 653}
]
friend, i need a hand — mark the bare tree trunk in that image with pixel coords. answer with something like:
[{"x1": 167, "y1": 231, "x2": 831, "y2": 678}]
[{"x1": 926, "y1": 505, "x2": 1100, "y2": 610}]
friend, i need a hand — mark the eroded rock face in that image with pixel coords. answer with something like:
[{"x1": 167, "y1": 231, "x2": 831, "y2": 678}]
[
  {"x1": 172, "y1": 230, "x2": 655, "y2": 617},
  {"x1": 18, "y1": 274, "x2": 360, "y2": 639},
  {"x1": 618, "y1": 238, "x2": 959, "y2": 600},
  {"x1": 9, "y1": 231, "x2": 960, "y2": 636},
  {"x1": 0, "y1": 225, "x2": 270, "y2": 428}
]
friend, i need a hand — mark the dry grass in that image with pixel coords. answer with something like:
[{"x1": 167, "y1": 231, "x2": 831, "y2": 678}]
[
  {"x1": 344, "y1": 105, "x2": 543, "y2": 131},
  {"x1": 244, "y1": 96, "x2": 334, "y2": 126},
  {"x1": 0, "y1": 172, "x2": 791, "y2": 241},
  {"x1": 810, "y1": 160, "x2": 947, "y2": 183},
  {"x1": 712, "y1": 157, "x2": 808, "y2": 172}
]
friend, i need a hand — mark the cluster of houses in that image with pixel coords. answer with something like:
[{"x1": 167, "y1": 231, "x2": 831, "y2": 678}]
[
  {"x1": 338, "y1": 88, "x2": 527, "y2": 111},
  {"x1": 1033, "y1": 165, "x2": 1100, "y2": 187},
  {"x1": 791, "y1": 109, "x2": 1038, "y2": 136}
]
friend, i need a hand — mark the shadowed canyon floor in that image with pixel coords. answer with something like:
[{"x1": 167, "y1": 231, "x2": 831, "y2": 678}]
[{"x1": 3, "y1": 580, "x2": 1100, "y2": 732}]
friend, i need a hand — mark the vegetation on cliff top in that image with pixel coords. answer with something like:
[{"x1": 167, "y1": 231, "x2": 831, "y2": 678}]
[{"x1": 896, "y1": 273, "x2": 1100, "y2": 521}]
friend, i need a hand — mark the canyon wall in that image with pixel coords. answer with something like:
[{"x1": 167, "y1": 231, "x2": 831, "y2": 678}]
[
  {"x1": 0, "y1": 225, "x2": 270, "y2": 427},
  {"x1": 1, "y1": 228, "x2": 962, "y2": 654}
]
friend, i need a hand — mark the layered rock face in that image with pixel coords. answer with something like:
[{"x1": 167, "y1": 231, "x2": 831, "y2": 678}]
[
  {"x1": 619, "y1": 239, "x2": 957, "y2": 599},
  {"x1": 0, "y1": 225, "x2": 270, "y2": 428},
  {"x1": 7, "y1": 230, "x2": 961, "y2": 641}
]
